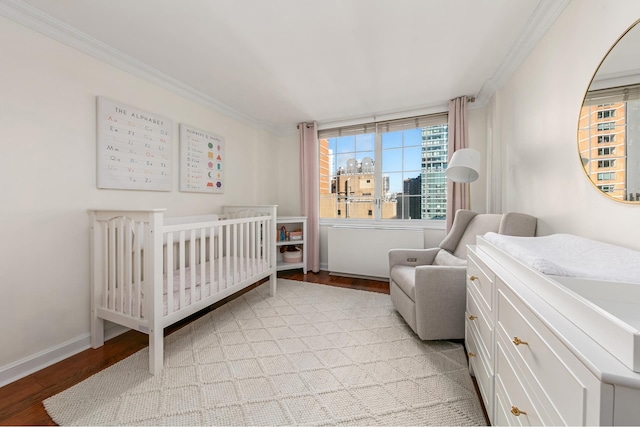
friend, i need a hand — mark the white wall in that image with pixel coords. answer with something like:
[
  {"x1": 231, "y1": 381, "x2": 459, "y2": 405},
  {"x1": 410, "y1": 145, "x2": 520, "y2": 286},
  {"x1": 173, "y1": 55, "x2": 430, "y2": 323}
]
[
  {"x1": 468, "y1": 107, "x2": 488, "y2": 213},
  {"x1": 274, "y1": 131, "x2": 302, "y2": 216},
  {"x1": 492, "y1": 0, "x2": 640, "y2": 250},
  {"x1": 0, "y1": 16, "x2": 281, "y2": 374}
]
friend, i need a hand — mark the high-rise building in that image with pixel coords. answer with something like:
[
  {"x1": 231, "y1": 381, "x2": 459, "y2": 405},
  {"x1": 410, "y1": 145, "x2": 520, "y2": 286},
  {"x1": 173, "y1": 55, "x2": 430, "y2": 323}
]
[
  {"x1": 396, "y1": 175, "x2": 422, "y2": 219},
  {"x1": 421, "y1": 125, "x2": 448, "y2": 219},
  {"x1": 578, "y1": 102, "x2": 627, "y2": 200}
]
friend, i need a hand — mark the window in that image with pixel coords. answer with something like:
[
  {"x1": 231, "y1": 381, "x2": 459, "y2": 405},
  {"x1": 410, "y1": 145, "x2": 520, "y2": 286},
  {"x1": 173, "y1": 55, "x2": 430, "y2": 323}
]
[
  {"x1": 597, "y1": 122, "x2": 616, "y2": 131},
  {"x1": 318, "y1": 113, "x2": 448, "y2": 221},
  {"x1": 597, "y1": 172, "x2": 615, "y2": 181},
  {"x1": 597, "y1": 159, "x2": 615, "y2": 168},
  {"x1": 598, "y1": 184, "x2": 615, "y2": 193},
  {"x1": 597, "y1": 109, "x2": 615, "y2": 119},
  {"x1": 597, "y1": 134, "x2": 615, "y2": 143},
  {"x1": 598, "y1": 147, "x2": 615, "y2": 155}
]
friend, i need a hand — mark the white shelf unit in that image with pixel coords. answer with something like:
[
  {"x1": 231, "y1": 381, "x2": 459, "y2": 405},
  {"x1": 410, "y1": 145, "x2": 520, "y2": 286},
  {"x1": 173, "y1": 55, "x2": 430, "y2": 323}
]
[{"x1": 276, "y1": 216, "x2": 307, "y2": 273}]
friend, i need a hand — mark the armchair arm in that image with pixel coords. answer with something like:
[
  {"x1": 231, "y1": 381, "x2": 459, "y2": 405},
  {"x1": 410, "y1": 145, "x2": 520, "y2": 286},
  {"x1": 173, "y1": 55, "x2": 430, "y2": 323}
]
[
  {"x1": 413, "y1": 265, "x2": 467, "y2": 340},
  {"x1": 388, "y1": 247, "x2": 440, "y2": 269}
]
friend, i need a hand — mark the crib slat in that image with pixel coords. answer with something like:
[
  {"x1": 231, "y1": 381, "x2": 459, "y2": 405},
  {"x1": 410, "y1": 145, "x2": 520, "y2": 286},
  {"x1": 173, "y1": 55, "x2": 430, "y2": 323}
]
[
  {"x1": 251, "y1": 219, "x2": 257, "y2": 275},
  {"x1": 190, "y1": 229, "x2": 196, "y2": 304},
  {"x1": 179, "y1": 231, "x2": 186, "y2": 310},
  {"x1": 262, "y1": 218, "x2": 268, "y2": 268},
  {"x1": 254, "y1": 219, "x2": 258, "y2": 273},
  {"x1": 258, "y1": 219, "x2": 262, "y2": 272},
  {"x1": 255, "y1": 221, "x2": 267, "y2": 271},
  {"x1": 268, "y1": 218, "x2": 273, "y2": 268},
  {"x1": 208, "y1": 226, "x2": 214, "y2": 295},
  {"x1": 218, "y1": 224, "x2": 223, "y2": 291},
  {"x1": 108, "y1": 221, "x2": 116, "y2": 312},
  {"x1": 117, "y1": 218, "x2": 124, "y2": 314},
  {"x1": 232, "y1": 223, "x2": 238, "y2": 284},
  {"x1": 102, "y1": 223, "x2": 108, "y2": 309},
  {"x1": 124, "y1": 219, "x2": 132, "y2": 316},
  {"x1": 239, "y1": 221, "x2": 244, "y2": 280},
  {"x1": 166, "y1": 232, "x2": 173, "y2": 315},
  {"x1": 225, "y1": 224, "x2": 230, "y2": 288},
  {"x1": 134, "y1": 221, "x2": 142, "y2": 319},
  {"x1": 200, "y1": 228, "x2": 206, "y2": 299}
]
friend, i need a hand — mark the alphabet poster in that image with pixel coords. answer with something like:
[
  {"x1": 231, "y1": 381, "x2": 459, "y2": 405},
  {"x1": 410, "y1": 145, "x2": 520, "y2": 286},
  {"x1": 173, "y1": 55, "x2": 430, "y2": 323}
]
[
  {"x1": 179, "y1": 124, "x2": 224, "y2": 193},
  {"x1": 96, "y1": 97, "x2": 173, "y2": 191}
]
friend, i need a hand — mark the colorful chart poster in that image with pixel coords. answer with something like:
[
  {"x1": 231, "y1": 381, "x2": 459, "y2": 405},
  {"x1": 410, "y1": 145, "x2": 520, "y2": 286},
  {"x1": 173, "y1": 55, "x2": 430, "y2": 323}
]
[
  {"x1": 179, "y1": 124, "x2": 224, "y2": 193},
  {"x1": 96, "y1": 97, "x2": 173, "y2": 191}
]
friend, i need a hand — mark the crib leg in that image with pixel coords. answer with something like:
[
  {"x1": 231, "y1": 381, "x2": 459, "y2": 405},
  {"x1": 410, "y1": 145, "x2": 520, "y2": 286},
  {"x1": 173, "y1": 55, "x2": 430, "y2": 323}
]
[
  {"x1": 149, "y1": 328, "x2": 164, "y2": 375},
  {"x1": 269, "y1": 272, "x2": 277, "y2": 297},
  {"x1": 90, "y1": 313, "x2": 104, "y2": 348}
]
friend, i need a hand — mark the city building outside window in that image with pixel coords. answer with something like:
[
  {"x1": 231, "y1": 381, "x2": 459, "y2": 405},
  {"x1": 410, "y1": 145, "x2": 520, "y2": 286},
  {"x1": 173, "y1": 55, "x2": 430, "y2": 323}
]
[
  {"x1": 597, "y1": 159, "x2": 615, "y2": 168},
  {"x1": 597, "y1": 134, "x2": 615, "y2": 143},
  {"x1": 318, "y1": 113, "x2": 448, "y2": 221},
  {"x1": 597, "y1": 122, "x2": 616, "y2": 131},
  {"x1": 597, "y1": 172, "x2": 616, "y2": 181},
  {"x1": 597, "y1": 109, "x2": 615, "y2": 119},
  {"x1": 598, "y1": 147, "x2": 615, "y2": 155}
]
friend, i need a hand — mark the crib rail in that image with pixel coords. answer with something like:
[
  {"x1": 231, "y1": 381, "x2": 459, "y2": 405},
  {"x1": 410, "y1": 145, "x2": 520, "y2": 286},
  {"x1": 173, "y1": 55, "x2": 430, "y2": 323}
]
[
  {"x1": 162, "y1": 214, "x2": 273, "y2": 318},
  {"x1": 89, "y1": 208, "x2": 275, "y2": 331}
]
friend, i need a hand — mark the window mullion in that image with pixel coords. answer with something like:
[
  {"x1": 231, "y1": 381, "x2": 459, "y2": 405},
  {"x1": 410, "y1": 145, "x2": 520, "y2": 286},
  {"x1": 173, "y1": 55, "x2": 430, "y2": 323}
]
[{"x1": 374, "y1": 128, "x2": 383, "y2": 219}]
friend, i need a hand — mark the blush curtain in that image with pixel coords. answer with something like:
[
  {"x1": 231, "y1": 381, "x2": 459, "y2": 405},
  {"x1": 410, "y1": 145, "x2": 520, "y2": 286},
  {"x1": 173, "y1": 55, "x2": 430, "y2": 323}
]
[
  {"x1": 299, "y1": 121, "x2": 320, "y2": 273},
  {"x1": 446, "y1": 96, "x2": 469, "y2": 232}
]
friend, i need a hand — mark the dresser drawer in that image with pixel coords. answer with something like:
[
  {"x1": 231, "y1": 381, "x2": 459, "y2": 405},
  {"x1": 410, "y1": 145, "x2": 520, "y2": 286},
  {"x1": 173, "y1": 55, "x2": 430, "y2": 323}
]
[
  {"x1": 497, "y1": 279, "x2": 596, "y2": 426},
  {"x1": 466, "y1": 287, "x2": 494, "y2": 362},
  {"x1": 495, "y1": 341, "x2": 545, "y2": 426},
  {"x1": 467, "y1": 248, "x2": 495, "y2": 314},
  {"x1": 466, "y1": 323, "x2": 493, "y2": 421}
]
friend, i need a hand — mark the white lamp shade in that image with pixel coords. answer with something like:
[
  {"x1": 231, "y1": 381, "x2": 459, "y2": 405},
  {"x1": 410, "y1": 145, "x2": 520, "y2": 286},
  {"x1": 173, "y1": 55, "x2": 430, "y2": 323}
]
[{"x1": 445, "y1": 148, "x2": 480, "y2": 183}]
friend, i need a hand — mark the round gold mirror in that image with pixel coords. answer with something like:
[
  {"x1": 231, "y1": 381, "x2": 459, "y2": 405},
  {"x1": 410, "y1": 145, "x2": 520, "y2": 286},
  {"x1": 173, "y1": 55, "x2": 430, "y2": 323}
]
[{"x1": 579, "y1": 19, "x2": 640, "y2": 203}]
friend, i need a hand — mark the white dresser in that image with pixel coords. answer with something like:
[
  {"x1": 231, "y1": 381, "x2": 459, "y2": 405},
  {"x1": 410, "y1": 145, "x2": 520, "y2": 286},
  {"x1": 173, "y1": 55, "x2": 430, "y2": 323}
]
[{"x1": 466, "y1": 237, "x2": 640, "y2": 426}]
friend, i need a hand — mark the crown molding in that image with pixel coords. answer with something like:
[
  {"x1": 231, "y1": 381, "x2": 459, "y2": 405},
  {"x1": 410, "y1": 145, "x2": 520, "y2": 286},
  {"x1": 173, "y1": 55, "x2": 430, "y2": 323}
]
[
  {"x1": 0, "y1": 0, "x2": 286, "y2": 135},
  {"x1": 475, "y1": 0, "x2": 572, "y2": 107}
]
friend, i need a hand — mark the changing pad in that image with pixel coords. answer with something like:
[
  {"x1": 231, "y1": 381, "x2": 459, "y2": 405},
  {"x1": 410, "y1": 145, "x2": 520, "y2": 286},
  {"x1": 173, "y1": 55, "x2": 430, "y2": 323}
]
[{"x1": 483, "y1": 232, "x2": 640, "y2": 284}]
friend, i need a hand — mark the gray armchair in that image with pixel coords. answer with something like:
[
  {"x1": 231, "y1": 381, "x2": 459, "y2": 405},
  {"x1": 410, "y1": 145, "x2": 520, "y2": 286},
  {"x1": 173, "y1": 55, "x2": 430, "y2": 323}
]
[{"x1": 388, "y1": 209, "x2": 537, "y2": 340}]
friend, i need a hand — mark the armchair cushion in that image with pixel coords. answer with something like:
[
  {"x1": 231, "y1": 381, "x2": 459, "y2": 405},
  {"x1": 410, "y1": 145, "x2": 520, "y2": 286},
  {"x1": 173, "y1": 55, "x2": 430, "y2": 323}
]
[
  {"x1": 451, "y1": 214, "x2": 502, "y2": 259},
  {"x1": 390, "y1": 265, "x2": 418, "y2": 300},
  {"x1": 433, "y1": 249, "x2": 467, "y2": 266}
]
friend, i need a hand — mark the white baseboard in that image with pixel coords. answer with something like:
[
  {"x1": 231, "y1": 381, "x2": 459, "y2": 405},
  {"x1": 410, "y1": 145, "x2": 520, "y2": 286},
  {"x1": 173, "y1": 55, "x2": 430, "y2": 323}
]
[{"x1": 0, "y1": 324, "x2": 131, "y2": 388}]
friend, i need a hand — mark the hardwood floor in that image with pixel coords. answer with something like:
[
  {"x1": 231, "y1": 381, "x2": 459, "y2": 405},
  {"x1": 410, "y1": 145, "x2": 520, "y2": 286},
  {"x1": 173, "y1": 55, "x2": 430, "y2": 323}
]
[{"x1": 0, "y1": 271, "x2": 488, "y2": 426}]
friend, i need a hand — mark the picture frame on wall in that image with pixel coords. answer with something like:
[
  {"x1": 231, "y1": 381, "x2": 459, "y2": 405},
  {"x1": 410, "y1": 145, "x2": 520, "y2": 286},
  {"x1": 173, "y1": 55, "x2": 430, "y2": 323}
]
[
  {"x1": 96, "y1": 96, "x2": 173, "y2": 191},
  {"x1": 179, "y1": 124, "x2": 224, "y2": 193}
]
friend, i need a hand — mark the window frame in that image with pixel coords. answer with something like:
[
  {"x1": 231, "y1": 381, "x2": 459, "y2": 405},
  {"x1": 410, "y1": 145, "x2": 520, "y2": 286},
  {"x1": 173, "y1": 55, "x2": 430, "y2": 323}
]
[{"x1": 318, "y1": 113, "x2": 448, "y2": 229}]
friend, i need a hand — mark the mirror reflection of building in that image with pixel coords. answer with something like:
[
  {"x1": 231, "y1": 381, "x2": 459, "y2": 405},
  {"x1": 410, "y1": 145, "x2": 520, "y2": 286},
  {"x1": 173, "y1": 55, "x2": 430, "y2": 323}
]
[{"x1": 579, "y1": 19, "x2": 640, "y2": 203}]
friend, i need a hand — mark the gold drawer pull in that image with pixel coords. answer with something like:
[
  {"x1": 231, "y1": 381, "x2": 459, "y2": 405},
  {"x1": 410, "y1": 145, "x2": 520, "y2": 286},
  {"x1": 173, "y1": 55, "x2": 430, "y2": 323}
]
[
  {"x1": 467, "y1": 351, "x2": 476, "y2": 357},
  {"x1": 510, "y1": 406, "x2": 527, "y2": 416},
  {"x1": 469, "y1": 275, "x2": 478, "y2": 281},
  {"x1": 512, "y1": 336, "x2": 529, "y2": 346},
  {"x1": 468, "y1": 315, "x2": 477, "y2": 320}
]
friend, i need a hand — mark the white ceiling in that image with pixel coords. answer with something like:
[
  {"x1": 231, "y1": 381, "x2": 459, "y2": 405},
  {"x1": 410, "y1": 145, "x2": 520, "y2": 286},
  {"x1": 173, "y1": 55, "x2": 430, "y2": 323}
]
[{"x1": 4, "y1": 0, "x2": 570, "y2": 133}]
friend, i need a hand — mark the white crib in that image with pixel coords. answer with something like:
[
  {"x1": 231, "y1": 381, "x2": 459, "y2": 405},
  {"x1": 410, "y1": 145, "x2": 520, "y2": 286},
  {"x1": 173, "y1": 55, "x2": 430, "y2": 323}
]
[{"x1": 88, "y1": 205, "x2": 277, "y2": 374}]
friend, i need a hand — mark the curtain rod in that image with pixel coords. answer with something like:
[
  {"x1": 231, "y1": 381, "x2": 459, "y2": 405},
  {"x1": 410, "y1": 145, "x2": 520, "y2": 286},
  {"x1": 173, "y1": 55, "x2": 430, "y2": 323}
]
[
  {"x1": 450, "y1": 96, "x2": 476, "y2": 102},
  {"x1": 296, "y1": 123, "x2": 313, "y2": 129}
]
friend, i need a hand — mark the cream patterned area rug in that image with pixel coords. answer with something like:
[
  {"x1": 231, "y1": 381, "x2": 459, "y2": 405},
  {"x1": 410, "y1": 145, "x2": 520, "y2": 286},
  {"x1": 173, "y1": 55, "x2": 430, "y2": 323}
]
[{"x1": 44, "y1": 279, "x2": 486, "y2": 426}]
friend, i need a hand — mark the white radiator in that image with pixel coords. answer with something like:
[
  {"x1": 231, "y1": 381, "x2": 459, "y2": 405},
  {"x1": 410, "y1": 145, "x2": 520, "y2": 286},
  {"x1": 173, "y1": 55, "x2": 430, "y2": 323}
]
[{"x1": 328, "y1": 226, "x2": 424, "y2": 279}]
